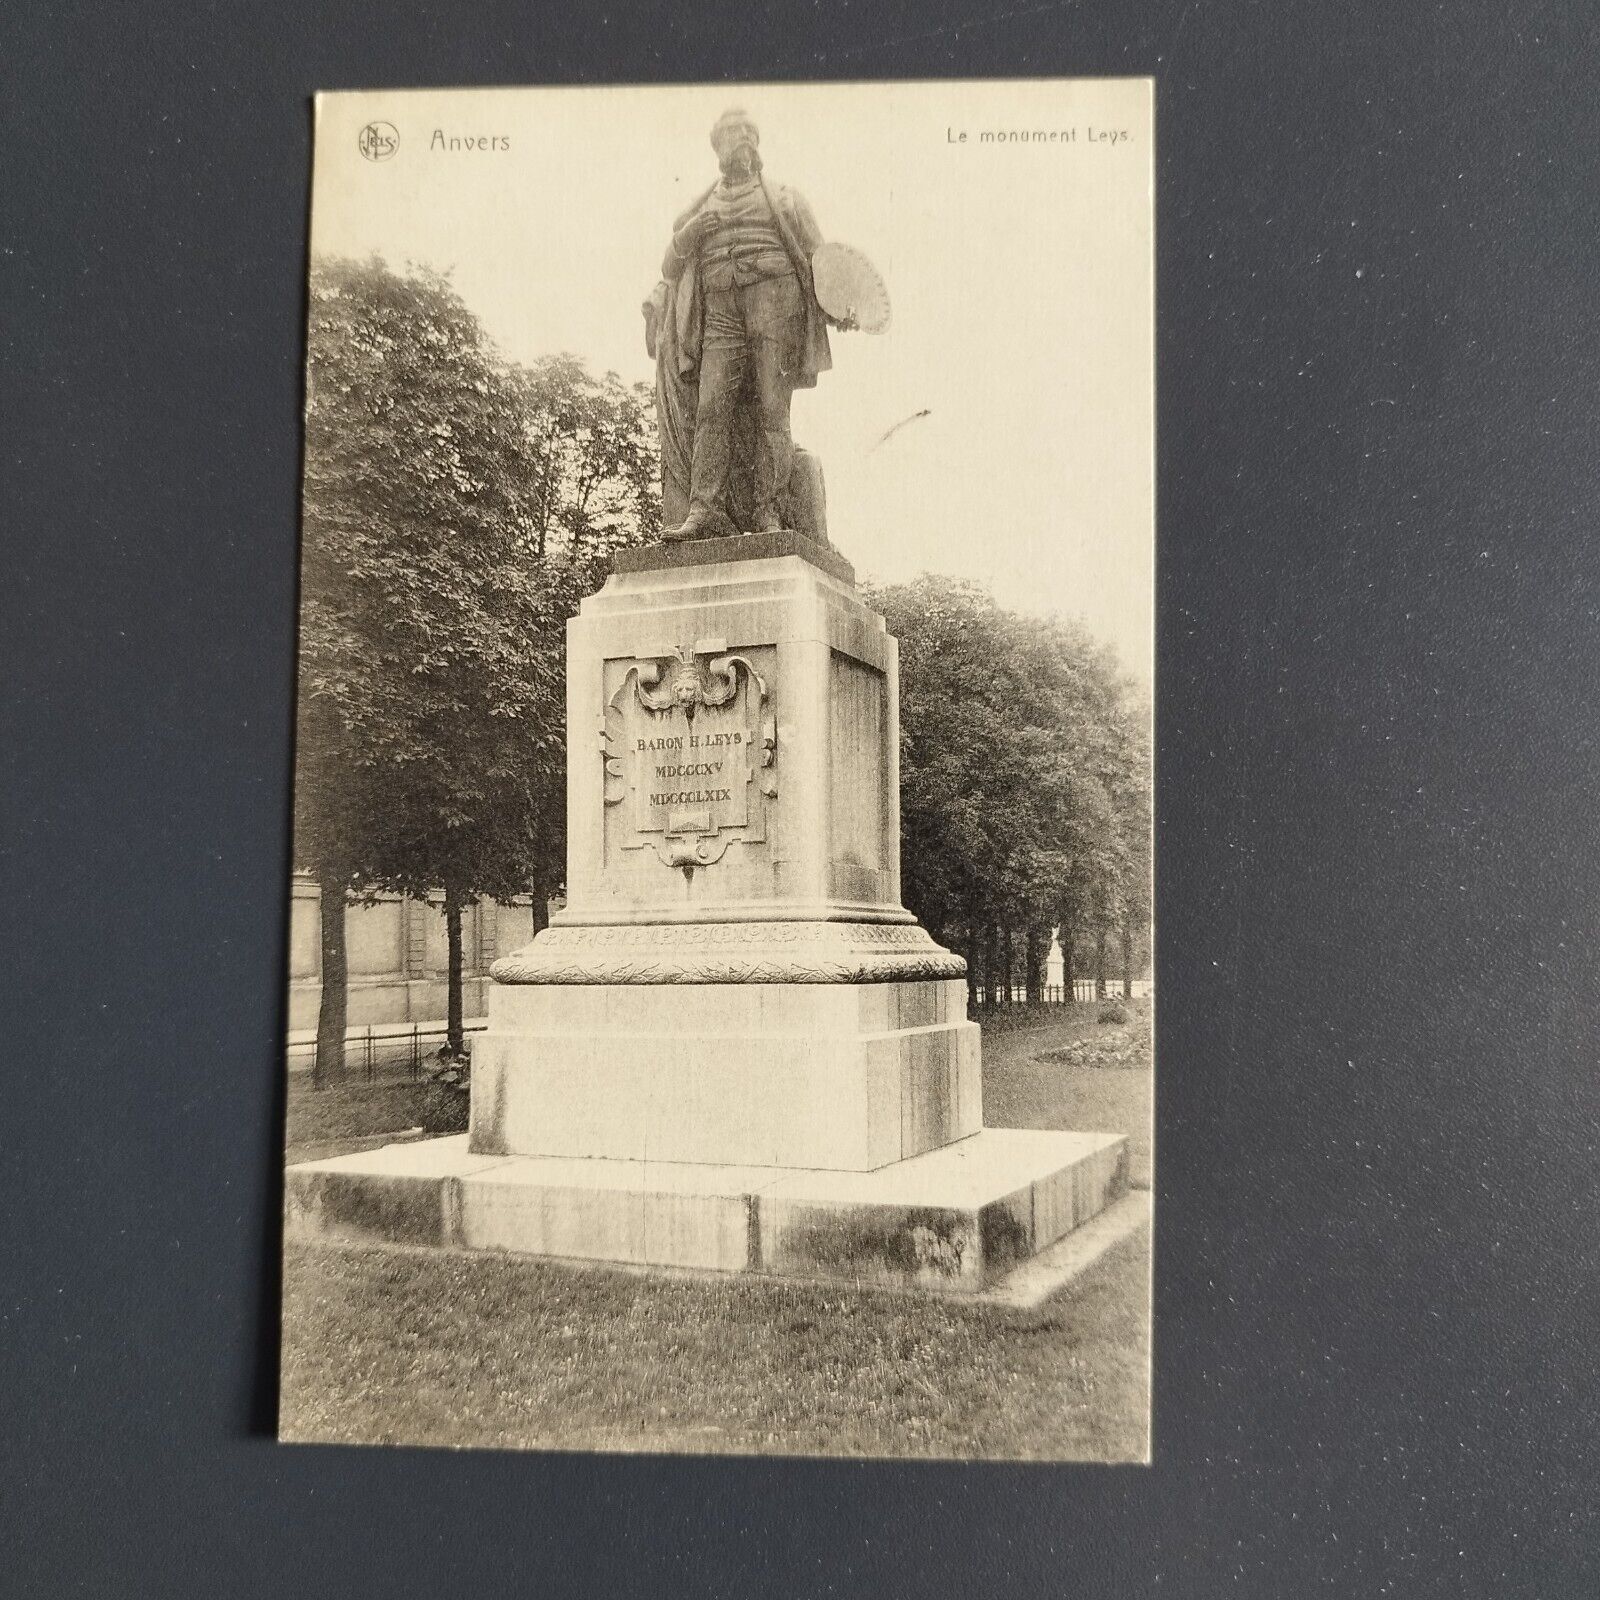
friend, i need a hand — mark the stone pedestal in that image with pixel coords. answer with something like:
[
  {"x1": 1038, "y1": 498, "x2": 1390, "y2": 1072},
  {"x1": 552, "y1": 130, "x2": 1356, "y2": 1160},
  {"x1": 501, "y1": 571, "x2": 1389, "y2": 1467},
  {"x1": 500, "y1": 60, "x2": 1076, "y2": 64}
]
[
  {"x1": 286, "y1": 533, "x2": 1129, "y2": 1292},
  {"x1": 559, "y1": 530, "x2": 910, "y2": 927},
  {"x1": 470, "y1": 978, "x2": 980, "y2": 1171},
  {"x1": 475, "y1": 530, "x2": 977, "y2": 1174}
]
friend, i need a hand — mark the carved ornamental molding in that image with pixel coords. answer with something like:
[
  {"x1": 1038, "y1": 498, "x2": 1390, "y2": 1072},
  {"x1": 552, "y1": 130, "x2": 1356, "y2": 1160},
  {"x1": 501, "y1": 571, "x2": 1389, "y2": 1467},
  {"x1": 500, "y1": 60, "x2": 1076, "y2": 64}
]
[{"x1": 491, "y1": 920, "x2": 968, "y2": 986}]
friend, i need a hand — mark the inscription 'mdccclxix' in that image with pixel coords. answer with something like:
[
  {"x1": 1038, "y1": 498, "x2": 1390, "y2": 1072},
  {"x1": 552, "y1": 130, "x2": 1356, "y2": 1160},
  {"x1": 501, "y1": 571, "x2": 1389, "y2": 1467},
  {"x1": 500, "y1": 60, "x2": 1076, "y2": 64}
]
[{"x1": 602, "y1": 644, "x2": 776, "y2": 871}]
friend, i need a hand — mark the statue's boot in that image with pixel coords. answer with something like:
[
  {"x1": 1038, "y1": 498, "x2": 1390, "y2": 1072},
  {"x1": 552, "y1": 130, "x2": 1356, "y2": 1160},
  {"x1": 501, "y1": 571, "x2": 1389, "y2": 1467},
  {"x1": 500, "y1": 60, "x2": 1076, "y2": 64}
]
[{"x1": 662, "y1": 506, "x2": 716, "y2": 542}]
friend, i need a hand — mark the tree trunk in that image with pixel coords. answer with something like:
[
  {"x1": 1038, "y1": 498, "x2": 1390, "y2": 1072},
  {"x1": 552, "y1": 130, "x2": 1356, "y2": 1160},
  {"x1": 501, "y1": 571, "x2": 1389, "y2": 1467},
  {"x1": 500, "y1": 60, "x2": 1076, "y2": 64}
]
[
  {"x1": 963, "y1": 918, "x2": 979, "y2": 1014},
  {"x1": 1121, "y1": 918, "x2": 1134, "y2": 999},
  {"x1": 984, "y1": 923, "x2": 1000, "y2": 1011},
  {"x1": 1061, "y1": 920, "x2": 1076, "y2": 1001},
  {"x1": 1026, "y1": 925, "x2": 1044, "y2": 1004},
  {"x1": 1095, "y1": 925, "x2": 1108, "y2": 1000},
  {"x1": 530, "y1": 869, "x2": 550, "y2": 935},
  {"x1": 444, "y1": 884, "x2": 466, "y2": 1057},
  {"x1": 1000, "y1": 926, "x2": 1014, "y2": 1005},
  {"x1": 313, "y1": 868, "x2": 348, "y2": 1089}
]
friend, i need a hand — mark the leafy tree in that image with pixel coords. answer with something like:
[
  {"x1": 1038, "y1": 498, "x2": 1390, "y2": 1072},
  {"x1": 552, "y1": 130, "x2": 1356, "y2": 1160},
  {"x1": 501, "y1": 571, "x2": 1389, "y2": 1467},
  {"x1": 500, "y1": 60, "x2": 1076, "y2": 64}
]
[
  {"x1": 518, "y1": 354, "x2": 660, "y2": 566},
  {"x1": 868, "y1": 577, "x2": 1151, "y2": 1010},
  {"x1": 295, "y1": 256, "x2": 655, "y2": 1078},
  {"x1": 498, "y1": 355, "x2": 660, "y2": 924},
  {"x1": 1105, "y1": 693, "x2": 1153, "y2": 995}
]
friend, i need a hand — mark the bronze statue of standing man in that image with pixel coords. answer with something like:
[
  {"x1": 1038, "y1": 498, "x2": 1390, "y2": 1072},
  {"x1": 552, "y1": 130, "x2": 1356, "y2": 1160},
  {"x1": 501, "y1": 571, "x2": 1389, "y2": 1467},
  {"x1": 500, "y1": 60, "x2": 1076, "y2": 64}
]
[{"x1": 647, "y1": 109, "x2": 856, "y2": 543}]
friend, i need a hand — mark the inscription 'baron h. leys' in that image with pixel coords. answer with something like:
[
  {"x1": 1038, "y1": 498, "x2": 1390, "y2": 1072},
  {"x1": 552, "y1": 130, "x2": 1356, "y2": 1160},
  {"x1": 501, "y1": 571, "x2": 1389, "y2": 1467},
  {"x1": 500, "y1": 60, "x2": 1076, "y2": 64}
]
[{"x1": 636, "y1": 732, "x2": 744, "y2": 752}]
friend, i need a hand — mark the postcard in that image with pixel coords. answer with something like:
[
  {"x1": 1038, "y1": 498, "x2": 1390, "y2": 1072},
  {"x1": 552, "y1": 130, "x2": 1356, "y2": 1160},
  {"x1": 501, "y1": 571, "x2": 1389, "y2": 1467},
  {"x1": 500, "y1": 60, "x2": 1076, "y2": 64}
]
[{"x1": 281, "y1": 78, "x2": 1153, "y2": 1461}]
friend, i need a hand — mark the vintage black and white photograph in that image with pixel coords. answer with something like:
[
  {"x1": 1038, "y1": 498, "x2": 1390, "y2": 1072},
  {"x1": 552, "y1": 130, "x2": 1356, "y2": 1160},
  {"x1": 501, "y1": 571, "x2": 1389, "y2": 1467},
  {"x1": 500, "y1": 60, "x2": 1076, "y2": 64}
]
[{"x1": 280, "y1": 78, "x2": 1154, "y2": 1460}]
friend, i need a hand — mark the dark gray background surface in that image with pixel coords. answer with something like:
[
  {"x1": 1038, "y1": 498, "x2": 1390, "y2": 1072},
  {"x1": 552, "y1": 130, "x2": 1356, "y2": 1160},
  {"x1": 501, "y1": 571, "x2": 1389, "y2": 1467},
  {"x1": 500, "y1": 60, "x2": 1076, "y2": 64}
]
[{"x1": 4, "y1": 2, "x2": 1597, "y2": 1594}]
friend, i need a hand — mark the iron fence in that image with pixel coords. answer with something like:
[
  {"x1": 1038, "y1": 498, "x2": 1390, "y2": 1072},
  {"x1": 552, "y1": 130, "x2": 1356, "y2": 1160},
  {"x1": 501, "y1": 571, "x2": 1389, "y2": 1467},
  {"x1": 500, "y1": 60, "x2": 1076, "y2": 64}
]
[
  {"x1": 972, "y1": 979, "x2": 1152, "y2": 1007},
  {"x1": 285, "y1": 1019, "x2": 486, "y2": 1084}
]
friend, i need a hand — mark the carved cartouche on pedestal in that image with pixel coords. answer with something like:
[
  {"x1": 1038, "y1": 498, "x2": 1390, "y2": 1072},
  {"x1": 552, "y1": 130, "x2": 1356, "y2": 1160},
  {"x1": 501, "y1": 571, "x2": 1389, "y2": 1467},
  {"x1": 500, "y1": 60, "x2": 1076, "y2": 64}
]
[{"x1": 601, "y1": 644, "x2": 777, "y2": 873}]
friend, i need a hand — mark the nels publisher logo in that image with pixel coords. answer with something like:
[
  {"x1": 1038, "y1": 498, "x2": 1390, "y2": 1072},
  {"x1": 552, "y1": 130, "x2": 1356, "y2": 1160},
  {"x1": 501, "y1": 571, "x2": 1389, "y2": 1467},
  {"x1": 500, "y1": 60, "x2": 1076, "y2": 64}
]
[{"x1": 358, "y1": 121, "x2": 398, "y2": 162}]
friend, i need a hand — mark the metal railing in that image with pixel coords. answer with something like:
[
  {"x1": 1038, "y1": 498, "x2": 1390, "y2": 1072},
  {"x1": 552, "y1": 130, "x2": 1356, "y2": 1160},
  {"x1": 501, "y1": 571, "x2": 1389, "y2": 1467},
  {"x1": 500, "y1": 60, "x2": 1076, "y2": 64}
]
[
  {"x1": 284, "y1": 1019, "x2": 485, "y2": 1083},
  {"x1": 972, "y1": 979, "x2": 1152, "y2": 1007}
]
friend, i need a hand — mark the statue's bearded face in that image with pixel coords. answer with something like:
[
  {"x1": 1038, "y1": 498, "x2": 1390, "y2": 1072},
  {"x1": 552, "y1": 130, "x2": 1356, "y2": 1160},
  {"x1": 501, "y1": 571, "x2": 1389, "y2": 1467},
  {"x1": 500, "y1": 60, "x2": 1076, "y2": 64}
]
[{"x1": 712, "y1": 114, "x2": 760, "y2": 176}]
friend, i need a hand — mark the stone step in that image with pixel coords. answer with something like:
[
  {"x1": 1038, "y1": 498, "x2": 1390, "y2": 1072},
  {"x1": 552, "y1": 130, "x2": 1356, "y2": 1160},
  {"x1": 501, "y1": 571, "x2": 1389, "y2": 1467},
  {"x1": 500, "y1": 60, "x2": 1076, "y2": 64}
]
[{"x1": 284, "y1": 1127, "x2": 1128, "y2": 1293}]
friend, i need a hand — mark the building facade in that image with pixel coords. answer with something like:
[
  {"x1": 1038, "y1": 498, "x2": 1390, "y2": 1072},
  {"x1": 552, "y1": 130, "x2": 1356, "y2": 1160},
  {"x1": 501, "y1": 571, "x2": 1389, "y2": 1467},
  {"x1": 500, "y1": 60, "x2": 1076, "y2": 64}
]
[{"x1": 286, "y1": 873, "x2": 539, "y2": 1059}]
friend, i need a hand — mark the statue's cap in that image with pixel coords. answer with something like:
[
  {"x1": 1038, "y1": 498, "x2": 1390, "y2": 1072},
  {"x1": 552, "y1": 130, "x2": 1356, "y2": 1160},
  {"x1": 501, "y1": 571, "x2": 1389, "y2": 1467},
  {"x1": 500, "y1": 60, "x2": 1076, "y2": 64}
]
[{"x1": 710, "y1": 108, "x2": 759, "y2": 156}]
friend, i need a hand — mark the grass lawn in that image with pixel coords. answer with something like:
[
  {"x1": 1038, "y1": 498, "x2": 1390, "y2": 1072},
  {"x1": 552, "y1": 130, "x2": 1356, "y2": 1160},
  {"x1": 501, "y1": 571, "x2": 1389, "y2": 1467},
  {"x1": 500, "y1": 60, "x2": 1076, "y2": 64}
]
[
  {"x1": 280, "y1": 1001, "x2": 1153, "y2": 1459},
  {"x1": 281, "y1": 1227, "x2": 1148, "y2": 1460},
  {"x1": 983, "y1": 1000, "x2": 1153, "y2": 1189}
]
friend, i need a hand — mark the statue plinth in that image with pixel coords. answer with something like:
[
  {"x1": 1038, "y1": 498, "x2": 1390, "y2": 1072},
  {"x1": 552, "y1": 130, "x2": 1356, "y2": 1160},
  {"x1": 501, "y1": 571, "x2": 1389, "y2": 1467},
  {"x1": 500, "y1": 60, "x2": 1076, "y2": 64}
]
[
  {"x1": 612, "y1": 526, "x2": 852, "y2": 583},
  {"x1": 286, "y1": 540, "x2": 1129, "y2": 1292}
]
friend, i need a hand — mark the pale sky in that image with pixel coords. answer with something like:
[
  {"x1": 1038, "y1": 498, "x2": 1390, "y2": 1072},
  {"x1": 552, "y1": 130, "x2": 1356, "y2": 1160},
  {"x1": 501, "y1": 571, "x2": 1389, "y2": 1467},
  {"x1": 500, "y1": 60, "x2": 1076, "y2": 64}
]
[{"x1": 311, "y1": 80, "x2": 1153, "y2": 681}]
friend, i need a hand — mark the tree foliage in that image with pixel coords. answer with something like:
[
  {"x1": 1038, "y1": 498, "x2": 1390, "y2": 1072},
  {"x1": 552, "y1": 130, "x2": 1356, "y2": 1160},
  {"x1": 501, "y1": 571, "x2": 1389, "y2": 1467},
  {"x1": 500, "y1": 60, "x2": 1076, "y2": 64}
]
[
  {"x1": 519, "y1": 354, "x2": 660, "y2": 564},
  {"x1": 867, "y1": 577, "x2": 1152, "y2": 1002},
  {"x1": 294, "y1": 255, "x2": 656, "y2": 1072}
]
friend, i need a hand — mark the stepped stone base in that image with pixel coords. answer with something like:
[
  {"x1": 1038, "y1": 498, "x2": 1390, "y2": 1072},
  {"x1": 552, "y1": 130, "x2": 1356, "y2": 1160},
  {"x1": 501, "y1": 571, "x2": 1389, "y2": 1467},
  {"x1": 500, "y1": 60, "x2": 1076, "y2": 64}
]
[{"x1": 284, "y1": 1127, "x2": 1129, "y2": 1294}]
